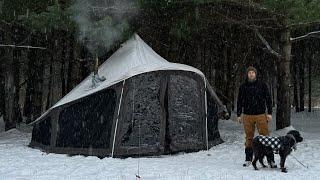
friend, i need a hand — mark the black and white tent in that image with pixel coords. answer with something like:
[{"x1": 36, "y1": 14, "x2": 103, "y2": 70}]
[{"x1": 30, "y1": 34, "x2": 227, "y2": 157}]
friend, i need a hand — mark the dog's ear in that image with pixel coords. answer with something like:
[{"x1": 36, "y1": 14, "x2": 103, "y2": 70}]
[
  {"x1": 287, "y1": 130, "x2": 298, "y2": 136},
  {"x1": 288, "y1": 130, "x2": 303, "y2": 143}
]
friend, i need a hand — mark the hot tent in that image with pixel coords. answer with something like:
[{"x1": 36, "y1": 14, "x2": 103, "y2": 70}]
[{"x1": 29, "y1": 34, "x2": 227, "y2": 157}]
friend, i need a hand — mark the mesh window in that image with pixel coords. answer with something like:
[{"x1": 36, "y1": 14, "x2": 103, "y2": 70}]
[
  {"x1": 120, "y1": 72, "x2": 162, "y2": 147},
  {"x1": 167, "y1": 74, "x2": 204, "y2": 148},
  {"x1": 206, "y1": 90, "x2": 220, "y2": 141},
  {"x1": 56, "y1": 89, "x2": 117, "y2": 149},
  {"x1": 31, "y1": 117, "x2": 52, "y2": 146}
]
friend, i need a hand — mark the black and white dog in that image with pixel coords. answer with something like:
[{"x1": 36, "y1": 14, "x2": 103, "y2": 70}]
[{"x1": 252, "y1": 130, "x2": 303, "y2": 173}]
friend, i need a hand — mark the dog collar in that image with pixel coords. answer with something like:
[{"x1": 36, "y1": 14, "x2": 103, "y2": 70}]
[{"x1": 286, "y1": 134, "x2": 297, "y2": 151}]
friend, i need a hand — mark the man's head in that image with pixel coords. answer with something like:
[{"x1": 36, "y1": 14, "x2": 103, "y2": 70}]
[{"x1": 246, "y1": 66, "x2": 257, "y2": 82}]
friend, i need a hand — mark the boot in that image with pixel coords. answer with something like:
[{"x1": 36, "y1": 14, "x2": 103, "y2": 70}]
[{"x1": 243, "y1": 147, "x2": 253, "y2": 167}]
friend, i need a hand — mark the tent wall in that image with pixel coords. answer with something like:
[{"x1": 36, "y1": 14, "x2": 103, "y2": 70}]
[
  {"x1": 206, "y1": 89, "x2": 223, "y2": 146},
  {"x1": 55, "y1": 89, "x2": 116, "y2": 149},
  {"x1": 30, "y1": 82, "x2": 124, "y2": 156},
  {"x1": 114, "y1": 71, "x2": 208, "y2": 157},
  {"x1": 31, "y1": 116, "x2": 52, "y2": 146},
  {"x1": 114, "y1": 71, "x2": 166, "y2": 156},
  {"x1": 167, "y1": 72, "x2": 206, "y2": 153},
  {"x1": 30, "y1": 70, "x2": 222, "y2": 157}
]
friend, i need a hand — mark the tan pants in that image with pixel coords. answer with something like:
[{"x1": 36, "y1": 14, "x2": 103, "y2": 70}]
[{"x1": 243, "y1": 114, "x2": 269, "y2": 148}]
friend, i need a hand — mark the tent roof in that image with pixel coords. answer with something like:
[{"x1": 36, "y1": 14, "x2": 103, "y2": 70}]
[
  {"x1": 32, "y1": 34, "x2": 227, "y2": 125},
  {"x1": 55, "y1": 34, "x2": 204, "y2": 108}
]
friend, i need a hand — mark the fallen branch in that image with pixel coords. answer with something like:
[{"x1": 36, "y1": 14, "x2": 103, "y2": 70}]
[
  {"x1": 0, "y1": 44, "x2": 46, "y2": 50},
  {"x1": 290, "y1": 30, "x2": 320, "y2": 42}
]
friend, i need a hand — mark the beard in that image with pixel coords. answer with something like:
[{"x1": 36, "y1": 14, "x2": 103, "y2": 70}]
[{"x1": 247, "y1": 77, "x2": 257, "y2": 83}]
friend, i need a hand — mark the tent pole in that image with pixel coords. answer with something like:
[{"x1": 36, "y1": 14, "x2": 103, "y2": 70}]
[
  {"x1": 204, "y1": 78, "x2": 209, "y2": 152},
  {"x1": 111, "y1": 80, "x2": 126, "y2": 157}
]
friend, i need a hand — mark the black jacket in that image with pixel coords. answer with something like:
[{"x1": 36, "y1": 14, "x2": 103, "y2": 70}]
[{"x1": 237, "y1": 80, "x2": 272, "y2": 117}]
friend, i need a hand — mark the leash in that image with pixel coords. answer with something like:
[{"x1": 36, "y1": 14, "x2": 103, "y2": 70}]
[{"x1": 290, "y1": 154, "x2": 309, "y2": 169}]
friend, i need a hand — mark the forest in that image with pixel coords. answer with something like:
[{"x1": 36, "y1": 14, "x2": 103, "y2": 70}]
[{"x1": 0, "y1": 0, "x2": 320, "y2": 131}]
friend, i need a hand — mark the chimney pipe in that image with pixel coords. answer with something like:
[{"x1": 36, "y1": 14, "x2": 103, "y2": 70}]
[{"x1": 94, "y1": 55, "x2": 99, "y2": 75}]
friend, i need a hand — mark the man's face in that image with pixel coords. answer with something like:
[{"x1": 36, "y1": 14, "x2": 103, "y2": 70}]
[{"x1": 247, "y1": 71, "x2": 256, "y2": 81}]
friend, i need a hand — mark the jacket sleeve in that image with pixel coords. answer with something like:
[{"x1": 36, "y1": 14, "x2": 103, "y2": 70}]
[
  {"x1": 264, "y1": 83, "x2": 273, "y2": 115},
  {"x1": 237, "y1": 85, "x2": 244, "y2": 117}
]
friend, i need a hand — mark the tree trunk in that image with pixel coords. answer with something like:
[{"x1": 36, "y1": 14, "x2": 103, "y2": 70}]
[
  {"x1": 0, "y1": 71, "x2": 4, "y2": 117},
  {"x1": 4, "y1": 58, "x2": 16, "y2": 130},
  {"x1": 292, "y1": 55, "x2": 299, "y2": 112},
  {"x1": 308, "y1": 53, "x2": 312, "y2": 112},
  {"x1": 276, "y1": 28, "x2": 292, "y2": 130},
  {"x1": 67, "y1": 34, "x2": 76, "y2": 92},
  {"x1": 299, "y1": 45, "x2": 305, "y2": 111},
  {"x1": 46, "y1": 60, "x2": 53, "y2": 110},
  {"x1": 51, "y1": 38, "x2": 63, "y2": 105},
  {"x1": 3, "y1": 28, "x2": 19, "y2": 130},
  {"x1": 18, "y1": 50, "x2": 29, "y2": 120}
]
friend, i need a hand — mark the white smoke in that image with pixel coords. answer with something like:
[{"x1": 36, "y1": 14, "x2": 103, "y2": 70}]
[{"x1": 70, "y1": 0, "x2": 138, "y2": 56}]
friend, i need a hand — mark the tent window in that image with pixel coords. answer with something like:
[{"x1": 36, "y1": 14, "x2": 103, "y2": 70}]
[
  {"x1": 120, "y1": 72, "x2": 162, "y2": 147},
  {"x1": 56, "y1": 89, "x2": 117, "y2": 149},
  {"x1": 31, "y1": 117, "x2": 52, "y2": 146}
]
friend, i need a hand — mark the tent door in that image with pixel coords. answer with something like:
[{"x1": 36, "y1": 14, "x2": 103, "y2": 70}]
[{"x1": 166, "y1": 72, "x2": 206, "y2": 153}]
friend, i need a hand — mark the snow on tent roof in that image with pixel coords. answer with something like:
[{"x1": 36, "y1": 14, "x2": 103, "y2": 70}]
[
  {"x1": 31, "y1": 34, "x2": 225, "y2": 125},
  {"x1": 54, "y1": 34, "x2": 204, "y2": 109}
]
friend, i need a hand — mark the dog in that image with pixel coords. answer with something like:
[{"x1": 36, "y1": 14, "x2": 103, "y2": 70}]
[{"x1": 252, "y1": 130, "x2": 303, "y2": 173}]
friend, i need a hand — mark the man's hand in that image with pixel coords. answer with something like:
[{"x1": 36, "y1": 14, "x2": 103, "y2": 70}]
[
  {"x1": 237, "y1": 116, "x2": 242, "y2": 124},
  {"x1": 266, "y1": 114, "x2": 272, "y2": 123}
]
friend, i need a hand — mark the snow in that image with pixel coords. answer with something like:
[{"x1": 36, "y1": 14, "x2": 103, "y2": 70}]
[{"x1": 1, "y1": 110, "x2": 320, "y2": 179}]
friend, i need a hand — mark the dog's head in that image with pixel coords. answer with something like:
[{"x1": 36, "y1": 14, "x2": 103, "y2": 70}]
[{"x1": 287, "y1": 130, "x2": 303, "y2": 143}]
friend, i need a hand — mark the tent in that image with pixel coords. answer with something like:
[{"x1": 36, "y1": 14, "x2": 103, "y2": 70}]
[{"x1": 29, "y1": 34, "x2": 227, "y2": 157}]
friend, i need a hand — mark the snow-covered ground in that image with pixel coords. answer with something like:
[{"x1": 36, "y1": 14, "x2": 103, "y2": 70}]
[{"x1": 0, "y1": 110, "x2": 319, "y2": 180}]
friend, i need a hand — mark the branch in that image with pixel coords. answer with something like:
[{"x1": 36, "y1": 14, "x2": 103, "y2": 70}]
[
  {"x1": 0, "y1": 44, "x2": 46, "y2": 50},
  {"x1": 210, "y1": 10, "x2": 282, "y2": 57},
  {"x1": 91, "y1": 6, "x2": 122, "y2": 11},
  {"x1": 212, "y1": 10, "x2": 281, "y2": 30},
  {"x1": 290, "y1": 30, "x2": 320, "y2": 42},
  {"x1": 289, "y1": 21, "x2": 320, "y2": 28},
  {"x1": 254, "y1": 29, "x2": 282, "y2": 58}
]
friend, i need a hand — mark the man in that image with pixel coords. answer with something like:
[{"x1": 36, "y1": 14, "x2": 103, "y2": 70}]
[{"x1": 237, "y1": 66, "x2": 273, "y2": 167}]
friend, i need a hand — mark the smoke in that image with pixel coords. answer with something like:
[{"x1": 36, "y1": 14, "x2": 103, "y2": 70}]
[{"x1": 70, "y1": 0, "x2": 138, "y2": 56}]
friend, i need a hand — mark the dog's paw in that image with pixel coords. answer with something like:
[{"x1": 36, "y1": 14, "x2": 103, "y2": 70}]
[
  {"x1": 262, "y1": 165, "x2": 267, "y2": 168},
  {"x1": 281, "y1": 168, "x2": 287, "y2": 173},
  {"x1": 270, "y1": 165, "x2": 277, "y2": 168}
]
